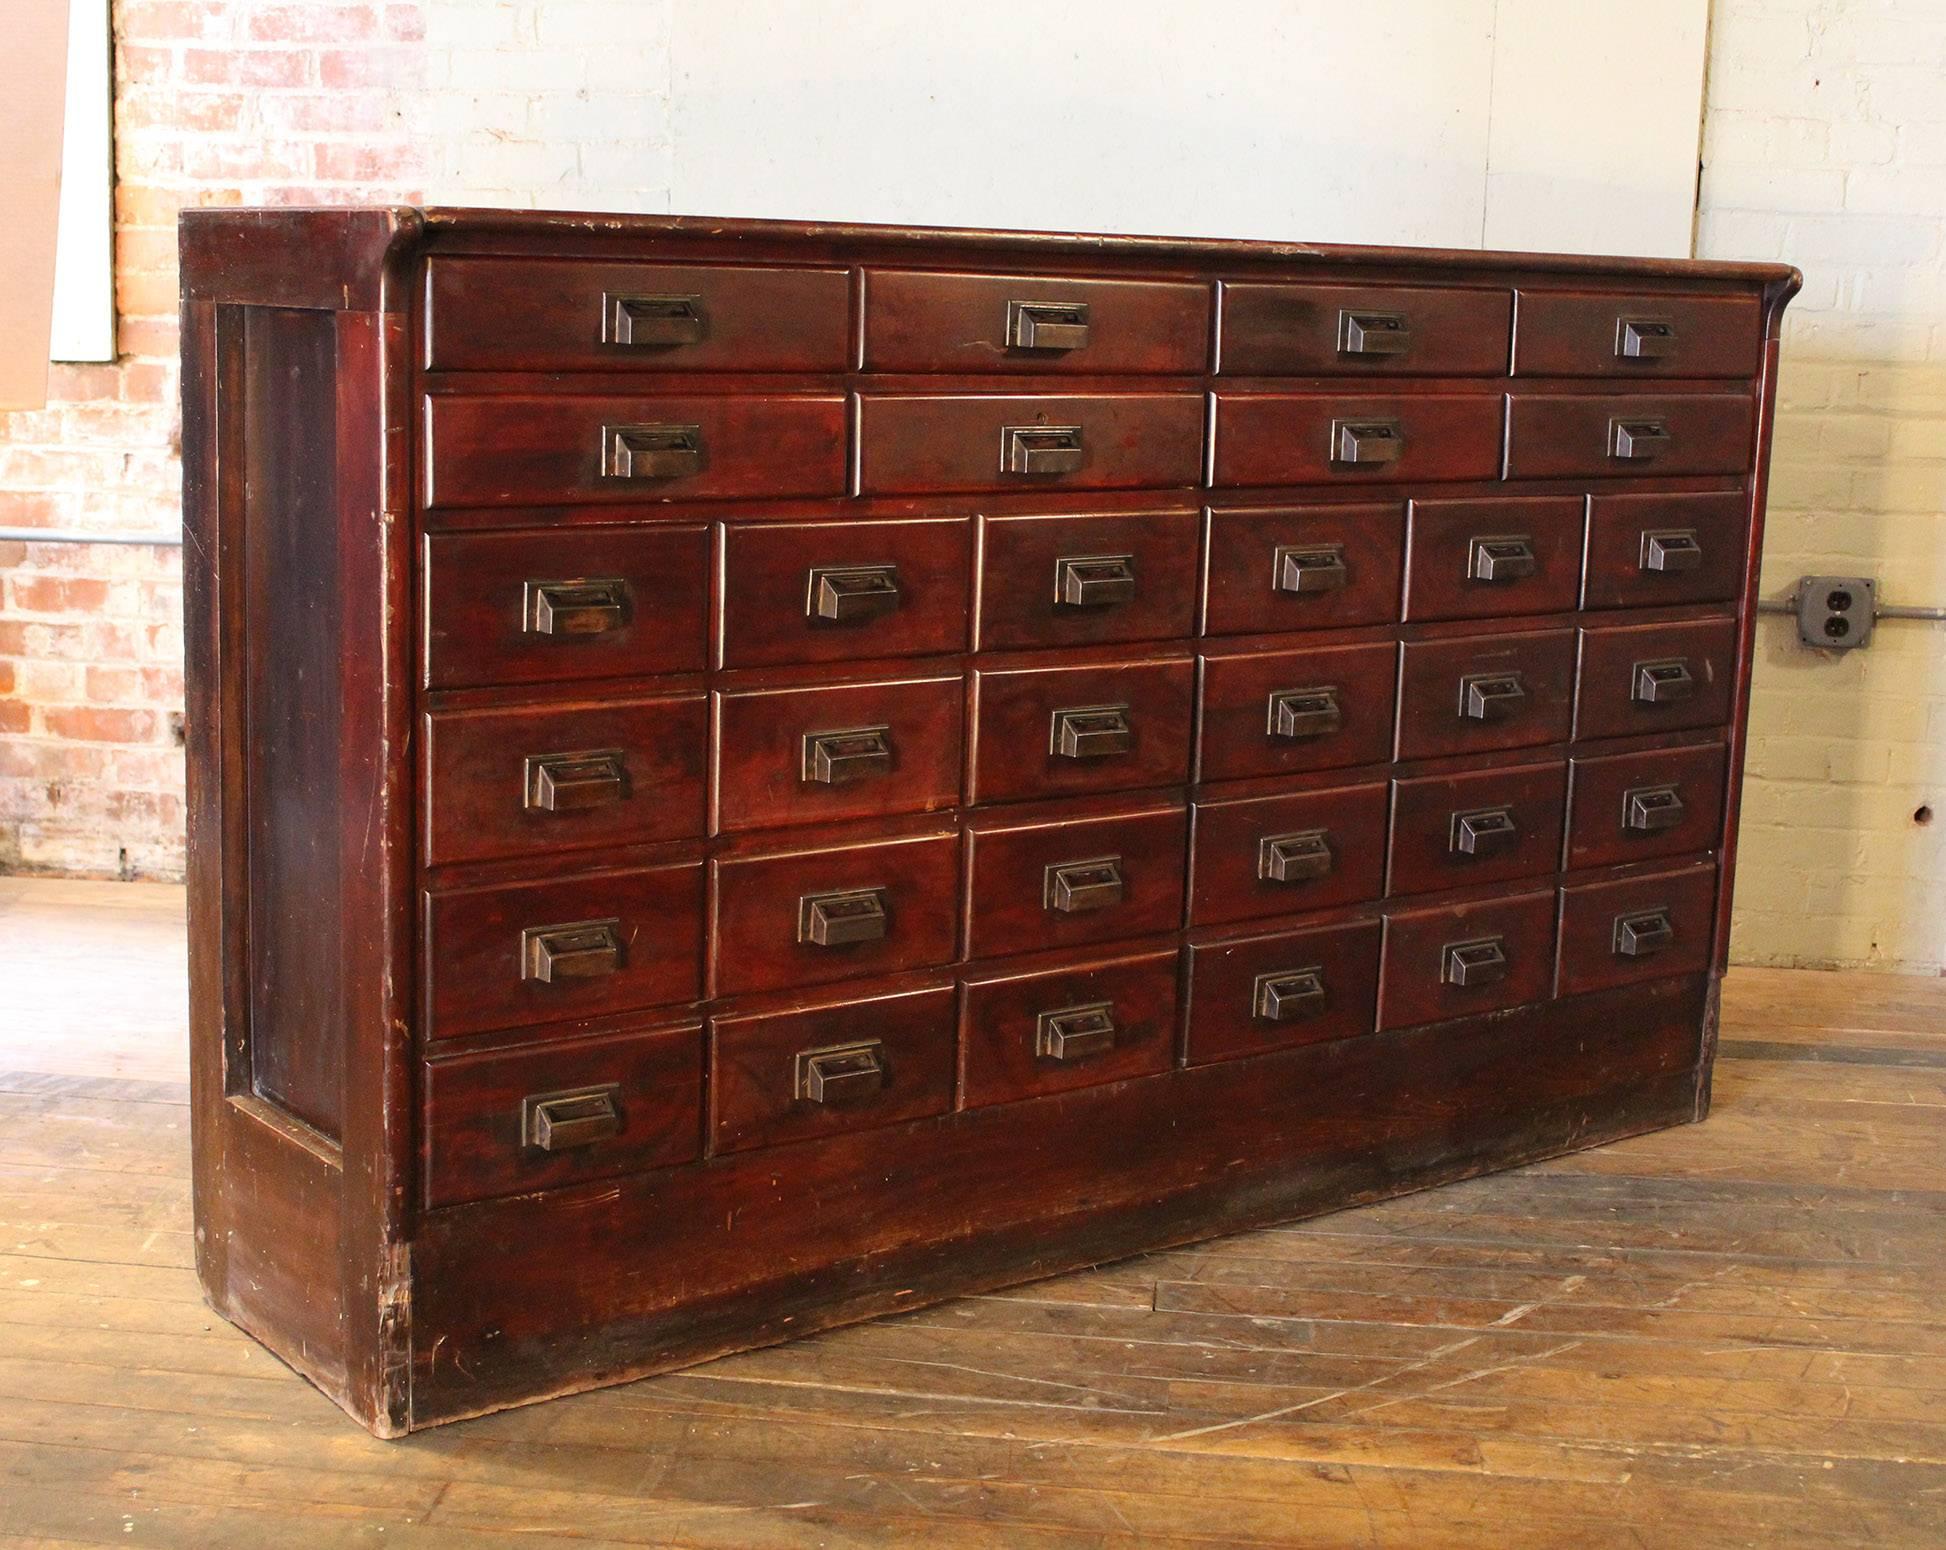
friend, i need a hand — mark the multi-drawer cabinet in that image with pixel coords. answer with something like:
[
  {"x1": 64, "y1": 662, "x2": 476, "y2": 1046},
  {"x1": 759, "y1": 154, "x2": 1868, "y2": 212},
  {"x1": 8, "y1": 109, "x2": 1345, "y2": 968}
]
[{"x1": 179, "y1": 208, "x2": 1797, "y2": 1435}]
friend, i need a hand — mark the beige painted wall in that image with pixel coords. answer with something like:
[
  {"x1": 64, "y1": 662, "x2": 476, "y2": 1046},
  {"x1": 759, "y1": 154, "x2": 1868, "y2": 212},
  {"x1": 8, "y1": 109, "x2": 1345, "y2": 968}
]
[{"x1": 0, "y1": 1, "x2": 68, "y2": 409}]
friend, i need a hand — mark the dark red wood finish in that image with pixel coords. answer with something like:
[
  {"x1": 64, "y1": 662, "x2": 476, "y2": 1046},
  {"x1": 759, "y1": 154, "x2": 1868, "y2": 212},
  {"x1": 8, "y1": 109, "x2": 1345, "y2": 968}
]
[
  {"x1": 1196, "y1": 641, "x2": 1398, "y2": 781},
  {"x1": 1555, "y1": 861, "x2": 1718, "y2": 996},
  {"x1": 1505, "y1": 392, "x2": 1757, "y2": 480},
  {"x1": 1574, "y1": 615, "x2": 1739, "y2": 741},
  {"x1": 1386, "y1": 759, "x2": 1568, "y2": 897},
  {"x1": 967, "y1": 653, "x2": 1195, "y2": 804},
  {"x1": 1378, "y1": 889, "x2": 1557, "y2": 1031},
  {"x1": 1201, "y1": 502, "x2": 1406, "y2": 637},
  {"x1": 1512, "y1": 290, "x2": 1763, "y2": 378},
  {"x1": 1187, "y1": 780, "x2": 1390, "y2": 927},
  {"x1": 1215, "y1": 283, "x2": 1512, "y2": 376},
  {"x1": 1210, "y1": 392, "x2": 1503, "y2": 488},
  {"x1": 975, "y1": 508, "x2": 1200, "y2": 650},
  {"x1": 1566, "y1": 740, "x2": 1729, "y2": 870},
  {"x1": 1402, "y1": 496, "x2": 1585, "y2": 622},
  {"x1": 1183, "y1": 917, "x2": 1383, "y2": 1064},
  {"x1": 1582, "y1": 491, "x2": 1748, "y2": 610},
  {"x1": 1393, "y1": 629, "x2": 1577, "y2": 761}
]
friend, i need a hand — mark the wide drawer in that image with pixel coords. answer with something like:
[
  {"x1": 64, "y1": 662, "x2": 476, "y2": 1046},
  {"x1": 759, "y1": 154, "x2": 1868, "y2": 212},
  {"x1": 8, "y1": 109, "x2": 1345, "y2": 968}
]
[
  {"x1": 968, "y1": 654, "x2": 1195, "y2": 805},
  {"x1": 1556, "y1": 861, "x2": 1717, "y2": 996},
  {"x1": 1188, "y1": 780, "x2": 1389, "y2": 928},
  {"x1": 1184, "y1": 918, "x2": 1382, "y2": 1066},
  {"x1": 1394, "y1": 629, "x2": 1576, "y2": 762},
  {"x1": 1210, "y1": 393, "x2": 1504, "y2": 488},
  {"x1": 1379, "y1": 889, "x2": 1556, "y2": 1031},
  {"x1": 1202, "y1": 502, "x2": 1405, "y2": 637},
  {"x1": 1216, "y1": 283, "x2": 1512, "y2": 376},
  {"x1": 1197, "y1": 641, "x2": 1397, "y2": 782},
  {"x1": 1512, "y1": 290, "x2": 1763, "y2": 379},
  {"x1": 1575, "y1": 617, "x2": 1738, "y2": 742},
  {"x1": 1582, "y1": 491, "x2": 1748, "y2": 610},
  {"x1": 975, "y1": 508, "x2": 1200, "y2": 651},
  {"x1": 1403, "y1": 496, "x2": 1585, "y2": 623},
  {"x1": 1387, "y1": 759, "x2": 1567, "y2": 898},
  {"x1": 1504, "y1": 393, "x2": 1756, "y2": 480},
  {"x1": 1566, "y1": 741, "x2": 1729, "y2": 871}
]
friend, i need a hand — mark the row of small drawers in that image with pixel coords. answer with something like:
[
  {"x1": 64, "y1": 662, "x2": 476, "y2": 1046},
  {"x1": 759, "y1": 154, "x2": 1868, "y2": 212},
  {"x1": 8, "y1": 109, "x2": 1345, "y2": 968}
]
[
  {"x1": 421, "y1": 858, "x2": 1718, "y2": 1207},
  {"x1": 427, "y1": 493, "x2": 1748, "y2": 689}
]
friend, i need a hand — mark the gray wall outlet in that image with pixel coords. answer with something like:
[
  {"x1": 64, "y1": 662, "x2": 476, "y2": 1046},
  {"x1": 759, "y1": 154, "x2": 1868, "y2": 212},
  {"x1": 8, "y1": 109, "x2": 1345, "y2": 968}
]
[{"x1": 1795, "y1": 575, "x2": 1876, "y2": 650}]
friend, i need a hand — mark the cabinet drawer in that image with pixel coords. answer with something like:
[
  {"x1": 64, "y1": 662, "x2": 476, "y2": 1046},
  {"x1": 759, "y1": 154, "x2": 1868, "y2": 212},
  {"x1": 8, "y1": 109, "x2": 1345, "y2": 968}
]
[
  {"x1": 1188, "y1": 780, "x2": 1388, "y2": 928},
  {"x1": 717, "y1": 518, "x2": 972, "y2": 669},
  {"x1": 1556, "y1": 861, "x2": 1717, "y2": 996},
  {"x1": 1505, "y1": 393, "x2": 1755, "y2": 481},
  {"x1": 1379, "y1": 890, "x2": 1556, "y2": 1031},
  {"x1": 1202, "y1": 503, "x2": 1404, "y2": 637},
  {"x1": 1513, "y1": 290, "x2": 1762, "y2": 379},
  {"x1": 424, "y1": 695, "x2": 707, "y2": 866},
  {"x1": 861, "y1": 270, "x2": 1210, "y2": 374},
  {"x1": 1387, "y1": 759, "x2": 1566, "y2": 898},
  {"x1": 966, "y1": 800, "x2": 1188, "y2": 961},
  {"x1": 423, "y1": 394, "x2": 848, "y2": 509},
  {"x1": 1197, "y1": 641, "x2": 1397, "y2": 782},
  {"x1": 1211, "y1": 392, "x2": 1503, "y2": 488},
  {"x1": 976, "y1": 509, "x2": 1199, "y2": 651},
  {"x1": 1184, "y1": 918, "x2": 1382, "y2": 1066},
  {"x1": 1395, "y1": 629, "x2": 1576, "y2": 762},
  {"x1": 421, "y1": 1021, "x2": 702, "y2": 1208},
  {"x1": 1583, "y1": 492, "x2": 1748, "y2": 610},
  {"x1": 969, "y1": 654, "x2": 1194, "y2": 805},
  {"x1": 1567, "y1": 741, "x2": 1729, "y2": 871},
  {"x1": 1403, "y1": 497, "x2": 1585, "y2": 623},
  {"x1": 1575, "y1": 617, "x2": 1738, "y2": 742},
  {"x1": 1217, "y1": 283, "x2": 1512, "y2": 376},
  {"x1": 424, "y1": 861, "x2": 705, "y2": 1041},
  {"x1": 856, "y1": 393, "x2": 1205, "y2": 496},
  {"x1": 710, "y1": 829, "x2": 960, "y2": 997},
  {"x1": 960, "y1": 947, "x2": 1177, "y2": 1109},
  {"x1": 708, "y1": 982, "x2": 958, "y2": 1156},
  {"x1": 424, "y1": 258, "x2": 851, "y2": 373},
  {"x1": 713, "y1": 675, "x2": 963, "y2": 834},
  {"x1": 425, "y1": 525, "x2": 709, "y2": 689}
]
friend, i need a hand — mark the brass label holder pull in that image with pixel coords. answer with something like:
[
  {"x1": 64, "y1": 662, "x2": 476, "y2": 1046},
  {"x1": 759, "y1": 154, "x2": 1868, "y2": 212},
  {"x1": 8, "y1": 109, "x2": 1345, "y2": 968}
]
[
  {"x1": 1035, "y1": 1002, "x2": 1117, "y2": 1062},
  {"x1": 797, "y1": 888, "x2": 890, "y2": 947},
  {"x1": 1044, "y1": 857, "x2": 1125, "y2": 913},
  {"x1": 603, "y1": 292, "x2": 706, "y2": 347},
  {"x1": 601, "y1": 422, "x2": 704, "y2": 479},
  {"x1": 1442, "y1": 936, "x2": 1509, "y2": 987},
  {"x1": 521, "y1": 919, "x2": 624, "y2": 983},
  {"x1": 521, "y1": 1084, "x2": 624, "y2": 1152},
  {"x1": 1006, "y1": 299, "x2": 1091, "y2": 351},
  {"x1": 795, "y1": 1041, "x2": 889, "y2": 1104},
  {"x1": 523, "y1": 578, "x2": 630, "y2": 637},
  {"x1": 802, "y1": 725, "x2": 893, "y2": 784},
  {"x1": 807, "y1": 565, "x2": 901, "y2": 623},
  {"x1": 1274, "y1": 544, "x2": 1349, "y2": 595},
  {"x1": 1253, "y1": 968, "x2": 1327, "y2": 1022},
  {"x1": 523, "y1": 749, "x2": 628, "y2": 812}
]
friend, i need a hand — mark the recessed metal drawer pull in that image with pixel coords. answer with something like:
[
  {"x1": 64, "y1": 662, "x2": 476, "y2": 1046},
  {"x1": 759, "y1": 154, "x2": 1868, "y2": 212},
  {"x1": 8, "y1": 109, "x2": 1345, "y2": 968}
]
[
  {"x1": 521, "y1": 1084, "x2": 624, "y2": 1152},
  {"x1": 601, "y1": 422, "x2": 704, "y2": 480},
  {"x1": 807, "y1": 564, "x2": 901, "y2": 623},
  {"x1": 1609, "y1": 417, "x2": 1670, "y2": 461},
  {"x1": 1623, "y1": 784, "x2": 1685, "y2": 832},
  {"x1": 1274, "y1": 544, "x2": 1349, "y2": 595},
  {"x1": 797, "y1": 888, "x2": 889, "y2": 947},
  {"x1": 1002, "y1": 424, "x2": 1086, "y2": 476},
  {"x1": 603, "y1": 292, "x2": 706, "y2": 348},
  {"x1": 1633, "y1": 658, "x2": 1696, "y2": 704},
  {"x1": 1442, "y1": 936, "x2": 1508, "y2": 987},
  {"x1": 1640, "y1": 529, "x2": 1704, "y2": 574},
  {"x1": 1044, "y1": 857, "x2": 1125, "y2": 913},
  {"x1": 523, "y1": 578, "x2": 630, "y2": 637},
  {"x1": 524, "y1": 749, "x2": 628, "y2": 812},
  {"x1": 1338, "y1": 310, "x2": 1412, "y2": 358},
  {"x1": 1051, "y1": 704, "x2": 1133, "y2": 759},
  {"x1": 1268, "y1": 685, "x2": 1343, "y2": 740},
  {"x1": 1450, "y1": 806, "x2": 1519, "y2": 857},
  {"x1": 1253, "y1": 967, "x2": 1327, "y2": 1022},
  {"x1": 1613, "y1": 908, "x2": 1676, "y2": 958},
  {"x1": 1259, "y1": 828, "x2": 1334, "y2": 884},
  {"x1": 1330, "y1": 417, "x2": 1404, "y2": 466},
  {"x1": 1035, "y1": 1001, "x2": 1117, "y2": 1062},
  {"x1": 794, "y1": 1041, "x2": 888, "y2": 1104},
  {"x1": 1616, "y1": 316, "x2": 1675, "y2": 360},
  {"x1": 520, "y1": 919, "x2": 623, "y2": 983},
  {"x1": 1005, "y1": 299, "x2": 1091, "y2": 351},
  {"x1": 1055, "y1": 554, "x2": 1136, "y2": 608},
  {"x1": 802, "y1": 725, "x2": 893, "y2": 784},
  {"x1": 1457, "y1": 671, "x2": 1525, "y2": 722},
  {"x1": 1468, "y1": 536, "x2": 1537, "y2": 584}
]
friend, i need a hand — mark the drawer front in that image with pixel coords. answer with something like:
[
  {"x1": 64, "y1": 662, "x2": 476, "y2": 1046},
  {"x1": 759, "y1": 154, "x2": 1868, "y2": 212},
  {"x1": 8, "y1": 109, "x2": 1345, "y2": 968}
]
[
  {"x1": 1217, "y1": 283, "x2": 1512, "y2": 376},
  {"x1": 1395, "y1": 629, "x2": 1576, "y2": 762},
  {"x1": 424, "y1": 861, "x2": 705, "y2": 1041},
  {"x1": 856, "y1": 393, "x2": 1205, "y2": 495},
  {"x1": 421, "y1": 1021, "x2": 702, "y2": 1208},
  {"x1": 1188, "y1": 780, "x2": 1389, "y2": 928},
  {"x1": 424, "y1": 525, "x2": 709, "y2": 690},
  {"x1": 969, "y1": 655, "x2": 1195, "y2": 805},
  {"x1": 966, "y1": 801, "x2": 1189, "y2": 961},
  {"x1": 1202, "y1": 503, "x2": 1405, "y2": 637},
  {"x1": 1403, "y1": 497, "x2": 1585, "y2": 623},
  {"x1": 710, "y1": 830, "x2": 960, "y2": 997},
  {"x1": 1211, "y1": 392, "x2": 1504, "y2": 488},
  {"x1": 718, "y1": 517, "x2": 972, "y2": 669},
  {"x1": 1387, "y1": 759, "x2": 1567, "y2": 898},
  {"x1": 1567, "y1": 741, "x2": 1729, "y2": 871},
  {"x1": 976, "y1": 509, "x2": 1200, "y2": 651},
  {"x1": 709, "y1": 982, "x2": 958, "y2": 1156},
  {"x1": 861, "y1": 270, "x2": 1210, "y2": 374},
  {"x1": 1557, "y1": 861, "x2": 1717, "y2": 996},
  {"x1": 1583, "y1": 492, "x2": 1748, "y2": 611},
  {"x1": 1513, "y1": 290, "x2": 1763, "y2": 379},
  {"x1": 960, "y1": 947, "x2": 1177, "y2": 1109},
  {"x1": 1505, "y1": 393, "x2": 1756, "y2": 481},
  {"x1": 1184, "y1": 918, "x2": 1382, "y2": 1066},
  {"x1": 1379, "y1": 889, "x2": 1556, "y2": 1031},
  {"x1": 424, "y1": 695, "x2": 707, "y2": 866},
  {"x1": 713, "y1": 675, "x2": 963, "y2": 834},
  {"x1": 1575, "y1": 617, "x2": 1738, "y2": 742},
  {"x1": 423, "y1": 394, "x2": 849, "y2": 509},
  {"x1": 424, "y1": 258, "x2": 851, "y2": 373},
  {"x1": 1197, "y1": 641, "x2": 1398, "y2": 782}
]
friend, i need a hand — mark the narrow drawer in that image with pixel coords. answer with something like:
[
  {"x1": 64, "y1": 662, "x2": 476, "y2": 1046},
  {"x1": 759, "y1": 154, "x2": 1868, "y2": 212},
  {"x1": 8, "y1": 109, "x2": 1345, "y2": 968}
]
[
  {"x1": 975, "y1": 509, "x2": 1199, "y2": 651},
  {"x1": 1188, "y1": 780, "x2": 1389, "y2": 928},
  {"x1": 424, "y1": 525, "x2": 709, "y2": 690},
  {"x1": 1403, "y1": 497, "x2": 1585, "y2": 623},
  {"x1": 424, "y1": 860, "x2": 705, "y2": 1041},
  {"x1": 424, "y1": 258, "x2": 851, "y2": 373},
  {"x1": 968, "y1": 654, "x2": 1194, "y2": 805},
  {"x1": 710, "y1": 829, "x2": 960, "y2": 997},
  {"x1": 423, "y1": 393, "x2": 848, "y2": 509},
  {"x1": 960, "y1": 947, "x2": 1177, "y2": 1109},
  {"x1": 1217, "y1": 283, "x2": 1512, "y2": 376},
  {"x1": 1556, "y1": 861, "x2": 1717, "y2": 996},
  {"x1": 717, "y1": 517, "x2": 972, "y2": 669},
  {"x1": 1210, "y1": 392, "x2": 1504, "y2": 488},
  {"x1": 1387, "y1": 759, "x2": 1567, "y2": 898},
  {"x1": 1184, "y1": 918, "x2": 1382, "y2": 1066},
  {"x1": 1394, "y1": 629, "x2": 1576, "y2": 762},
  {"x1": 1197, "y1": 641, "x2": 1397, "y2": 782},
  {"x1": 709, "y1": 982, "x2": 958, "y2": 1156},
  {"x1": 1379, "y1": 889, "x2": 1556, "y2": 1031},
  {"x1": 1567, "y1": 741, "x2": 1729, "y2": 871},
  {"x1": 861, "y1": 270, "x2": 1210, "y2": 374},
  {"x1": 1583, "y1": 492, "x2": 1748, "y2": 610},
  {"x1": 856, "y1": 393, "x2": 1205, "y2": 496},
  {"x1": 1504, "y1": 393, "x2": 1755, "y2": 481},
  {"x1": 965, "y1": 800, "x2": 1188, "y2": 960},
  {"x1": 421, "y1": 1021, "x2": 702, "y2": 1208},
  {"x1": 1512, "y1": 290, "x2": 1763, "y2": 379},
  {"x1": 713, "y1": 674, "x2": 963, "y2": 834},
  {"x1": 423, "y1": 695, "x2": 707, "y2": 866},
  {"x1": 1575, "y1": 617, "x2": 1738, "y2": 742},
  {"x1": 1202, "y1": 502, "x2": 1405, "y2": 637}
]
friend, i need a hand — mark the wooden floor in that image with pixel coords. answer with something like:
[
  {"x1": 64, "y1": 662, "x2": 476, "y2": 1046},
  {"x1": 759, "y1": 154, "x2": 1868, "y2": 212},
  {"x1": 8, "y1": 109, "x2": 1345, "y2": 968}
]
[{"x1": 3, "y1": 877, "x2": 1944, "y2": 1546}]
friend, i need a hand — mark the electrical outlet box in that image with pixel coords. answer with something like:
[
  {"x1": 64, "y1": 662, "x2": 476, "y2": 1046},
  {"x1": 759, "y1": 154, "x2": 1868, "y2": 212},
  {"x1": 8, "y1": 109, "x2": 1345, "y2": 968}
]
[{"x1": 1795, "y1": 575, "x2": 1876, "y2": 650}]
